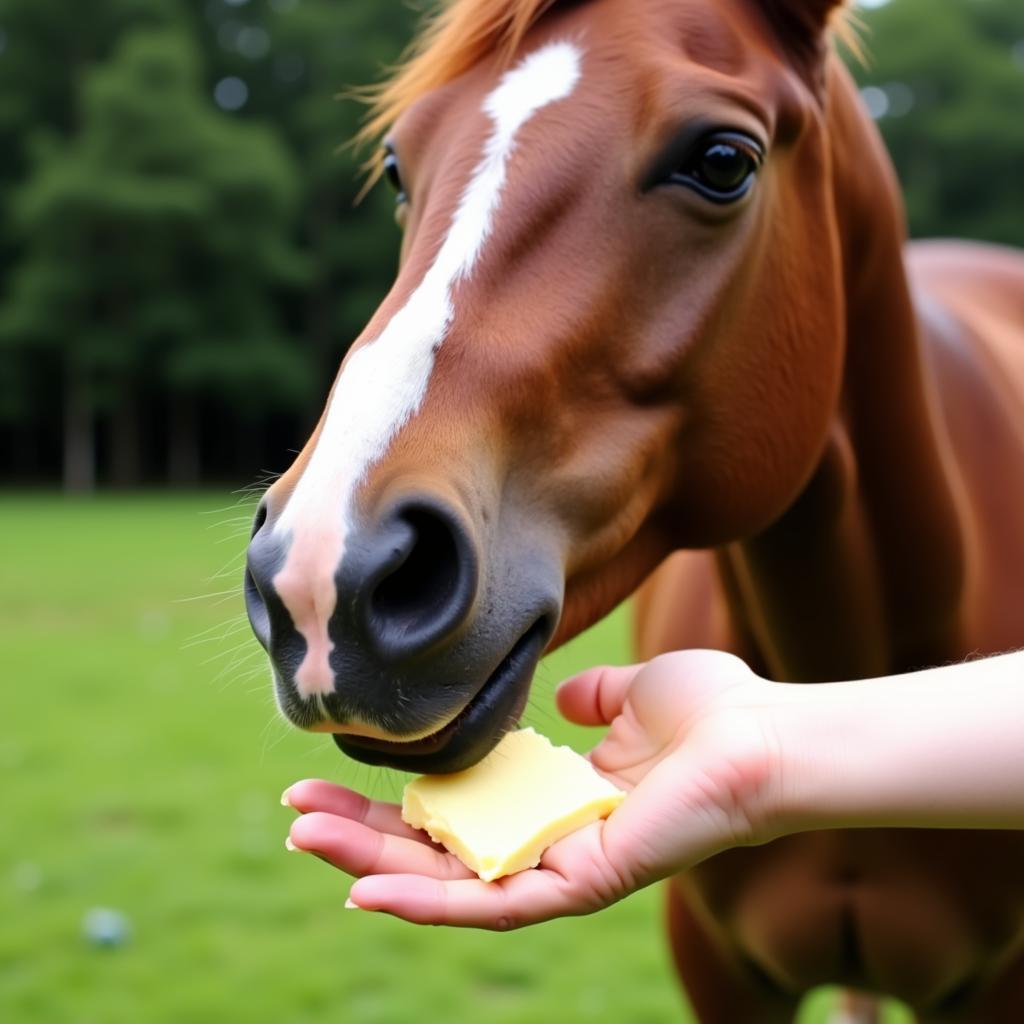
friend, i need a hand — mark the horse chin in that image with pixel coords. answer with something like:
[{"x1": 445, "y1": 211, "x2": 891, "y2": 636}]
[{"x1": 332, "y1": 616, "x2": 550, "y2": 774}]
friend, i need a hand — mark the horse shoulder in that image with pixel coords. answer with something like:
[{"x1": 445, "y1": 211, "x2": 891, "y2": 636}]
[
  {"x1": 908, "y1": 239, "x2": 1024, "y2": 652},
  {"x1": 632, "y1": 549, "x2": 767, "y2": 671}
]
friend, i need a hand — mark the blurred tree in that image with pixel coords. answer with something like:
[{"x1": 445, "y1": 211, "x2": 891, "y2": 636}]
[
  {"x1": 0, "y1": 29, "x2": 306, "y2": 489},
  {"x1": 0, "y1": 0, "x2": 414, "y2": 488},
  {"x1": 0, "y1": 0, "x2": 184, "y2": 485},
  {"x1": 853, "y1": 0, "x2": 1024, "y2": 244},
  {"x1": 0, "y1": 0, "x2": 180, "y2": 220},
  {"x1": 0, "y1": 0, "x2": 1020, "y2": 487},
  {"x1": 197, "y1": 0, "x2": 414, "y2": 407}
]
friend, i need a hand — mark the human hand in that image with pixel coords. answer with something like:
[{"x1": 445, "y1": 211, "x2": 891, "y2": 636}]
[{"x1": 282, "y1": 649, "x2": 789, "y2": 929}]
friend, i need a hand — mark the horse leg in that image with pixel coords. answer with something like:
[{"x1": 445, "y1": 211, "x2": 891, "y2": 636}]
[
  {"x1": 665, "y1": 882, "x2": 801, "y2": 1024},
  {"x1": 915, "y1": 948, "x2": 1024, "y2": 1024},
  {"x1": 828, "y1": 990, "x2": 883, "y2": 1024}
]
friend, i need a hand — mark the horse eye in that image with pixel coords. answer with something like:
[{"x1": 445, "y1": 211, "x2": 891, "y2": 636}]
[
  {"x1": 673, "y1": 133, "x2": 762, "y2": 203},
  {"x1": 382, "y1": 150, "x2": 407, "y2": 204}
]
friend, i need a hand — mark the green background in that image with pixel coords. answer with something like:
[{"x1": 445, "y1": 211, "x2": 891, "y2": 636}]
[
  {"x1": 0, "y1": 495, "x2": 912, "y2": 1022},
  {"x1": 2, "y1": 0, "x2": 1021, "y2": 1019}
]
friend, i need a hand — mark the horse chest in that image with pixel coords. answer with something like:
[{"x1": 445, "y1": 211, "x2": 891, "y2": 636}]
[{"x1": 676, "y1": 829, "x2": 1024, "y2": 1008}]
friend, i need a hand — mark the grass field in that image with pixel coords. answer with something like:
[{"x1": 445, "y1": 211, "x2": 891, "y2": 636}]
[{"x1": 0, "y1": 494, "x2": 911, "y2": 1023}]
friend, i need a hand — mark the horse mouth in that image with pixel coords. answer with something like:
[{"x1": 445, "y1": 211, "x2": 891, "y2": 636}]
[{"x1": 334, "y1": 617, "x2": 550, "y2": 774}]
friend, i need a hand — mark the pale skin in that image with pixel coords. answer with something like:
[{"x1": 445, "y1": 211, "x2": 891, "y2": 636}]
[{"x1": 282, "y1": 649, "x2": 1024, "y2": 930}]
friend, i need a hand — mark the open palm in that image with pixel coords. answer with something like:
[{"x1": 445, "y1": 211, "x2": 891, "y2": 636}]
[{"x1": 283, "y1": 649, "x2": 781, "y2": 929}]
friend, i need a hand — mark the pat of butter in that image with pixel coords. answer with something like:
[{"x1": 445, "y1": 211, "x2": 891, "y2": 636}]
[{"x1": 401, "y1": 727, "x2": 625, "y2": 882}]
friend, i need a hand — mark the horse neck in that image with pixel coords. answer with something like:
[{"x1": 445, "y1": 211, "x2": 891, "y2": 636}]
[{"x1": 721, "y1": 56, "x2": 967, "y2": 682}]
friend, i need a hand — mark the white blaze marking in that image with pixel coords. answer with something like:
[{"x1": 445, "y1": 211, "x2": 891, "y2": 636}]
[{"x1": 273, "y1": 41, "x2": 583, "y2": 698}]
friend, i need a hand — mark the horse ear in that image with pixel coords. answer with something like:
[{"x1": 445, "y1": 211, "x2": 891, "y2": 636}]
[{"x1": 759, "y1": 0, "x2": 849, "y2": 73}]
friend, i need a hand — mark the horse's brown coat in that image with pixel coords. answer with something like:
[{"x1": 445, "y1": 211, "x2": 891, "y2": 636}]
[{"x1": 263, "y1": 0, "x2": 1024, "y2": 1017}]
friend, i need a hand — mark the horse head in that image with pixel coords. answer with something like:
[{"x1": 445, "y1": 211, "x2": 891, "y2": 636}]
[{"x1": 245, "y1": 0, "x2": 851, "y2": 771}]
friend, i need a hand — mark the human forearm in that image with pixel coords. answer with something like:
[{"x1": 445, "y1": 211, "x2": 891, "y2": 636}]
[
  {"x1": 281, "y1": 651, "x2": 1024, "y2": 932},
  {"x1": 772, "y1": 652, "x2": 1024, "y2": 836}
]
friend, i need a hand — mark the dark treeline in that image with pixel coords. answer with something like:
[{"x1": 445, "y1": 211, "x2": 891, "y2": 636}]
[
  {"x1": 0, "y1": 0, "x2": 1021, "y2": 490},
  {"x1": 0, "y1": 0, "x2": 416, "y2": 490}
]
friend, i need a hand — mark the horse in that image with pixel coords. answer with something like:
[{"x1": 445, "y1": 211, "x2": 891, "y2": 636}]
[{"x1": 244, "y1": 0, "x2": 1024, "y2": 1019}]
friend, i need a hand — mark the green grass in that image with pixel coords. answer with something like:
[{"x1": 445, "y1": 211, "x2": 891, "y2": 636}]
[{"x1": 0, "y1": 494, "x2": 912, "y2": 1023}]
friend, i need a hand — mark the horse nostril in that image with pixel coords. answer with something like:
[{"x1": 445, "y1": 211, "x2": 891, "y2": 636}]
[
  {"x1": 244, "y1": 561, "x2": 270, "y2": 648},
  {"x1": 362, "y1": 501, "x2": 478, "y2": 660},
  {"x1": 245, "y1": 500, "x2": 273, "y2": 648},
  {"x1": 250, "y1": 499, "x2": 269, "y2": 539},
  {"x1": 372, "y1": 508, "x2": 457, "y2": 620}
]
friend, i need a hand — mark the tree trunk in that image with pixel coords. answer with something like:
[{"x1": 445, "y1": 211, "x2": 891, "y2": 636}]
[
  {"x1": 168, "y1": 392, "x2": 200, "y2": 487},
  {"x1": 63, "y1": 359, "x2": 96, "y2": 493},
  {"x1": 110, "y1": 386, "x2": 143, "y2": 487}
]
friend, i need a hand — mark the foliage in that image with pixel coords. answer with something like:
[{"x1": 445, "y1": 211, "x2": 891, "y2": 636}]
[
  {"x1": 3, "y1": 29, "x2": 306, "y2": 408},
  {"x1": 0, "y1": 0, "x2": 413, "y2": 487},
  {"x1": 853, "y1": 0, "x2": 1024, "y2": 244}
]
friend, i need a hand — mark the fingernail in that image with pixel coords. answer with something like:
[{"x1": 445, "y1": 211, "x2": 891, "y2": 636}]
[
  {"x1": 346, "y1": 889, "x2": 372, "y2": 911},
  {"x1": 280, "y1": 787, "x2": 292, "y2": 807},
  {"x1": 285, "y1": 836, "x2": 301, "y2": 852}
]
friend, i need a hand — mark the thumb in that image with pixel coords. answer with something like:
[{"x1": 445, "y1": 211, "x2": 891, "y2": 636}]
[{"x1": 556, "y1": 663, "x2": 645, "y2": 726}]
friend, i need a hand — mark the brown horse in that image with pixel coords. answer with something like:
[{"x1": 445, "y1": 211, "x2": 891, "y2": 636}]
[{"x1": 244, "y1": 0, "x2": 1024, "y2": 1019}]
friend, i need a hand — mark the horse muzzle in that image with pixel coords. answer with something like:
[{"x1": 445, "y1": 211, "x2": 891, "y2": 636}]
[{"x1": 244, "y1": 493, "x2": 561, "y2": 773}]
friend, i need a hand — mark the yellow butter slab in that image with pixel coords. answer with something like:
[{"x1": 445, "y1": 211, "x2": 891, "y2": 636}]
[{"x1": 401, "y1": 727, "x2": 625, "y2": 882}]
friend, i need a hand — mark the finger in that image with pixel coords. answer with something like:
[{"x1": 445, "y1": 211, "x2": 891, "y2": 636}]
[
  {"x1": 349, "y1": 869, "x2": 574, "y2": 930},
  {"x1": 289, "y1": 812, "x2": 475, "y2": 880},
  {"x1": 349, "y1": 822, "x2": 628, "y2": 929},
  {"x1": 282, "y1": 779, "x2": 431, "y2": 845},
  {"x1": 556, "y1": 663, "x2": 644, "y2": 726}
]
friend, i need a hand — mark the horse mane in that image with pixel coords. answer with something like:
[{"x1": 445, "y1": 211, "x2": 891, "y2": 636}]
[
  {"x1": 354, "y1": 0, "x2": 562, "y2": 158},
  {"x1": 355, "y1": 0, "x2": 859, "y2": 161}
]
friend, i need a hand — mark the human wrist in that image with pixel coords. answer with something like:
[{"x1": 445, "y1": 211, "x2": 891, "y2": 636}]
[
  {"x1": 764, "y1": 679, "x2": 881, "y2": 838},
  {"x1": 695, "y1": 676, "x2": 822, "y2": 850}
]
